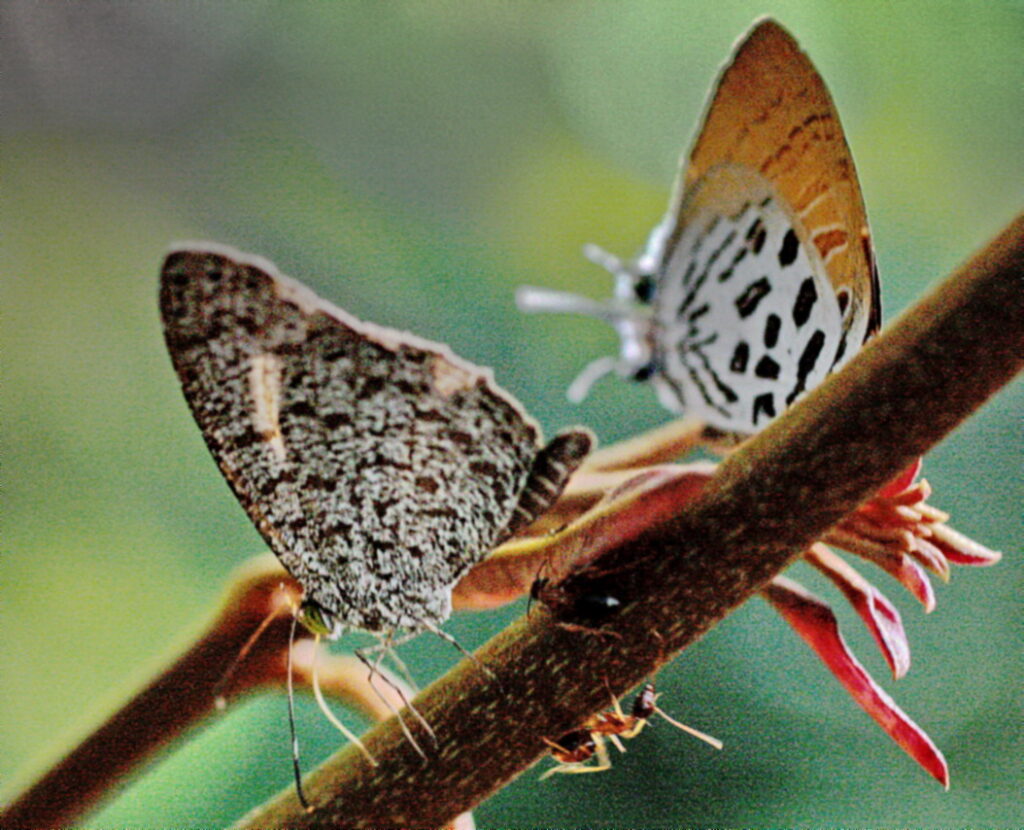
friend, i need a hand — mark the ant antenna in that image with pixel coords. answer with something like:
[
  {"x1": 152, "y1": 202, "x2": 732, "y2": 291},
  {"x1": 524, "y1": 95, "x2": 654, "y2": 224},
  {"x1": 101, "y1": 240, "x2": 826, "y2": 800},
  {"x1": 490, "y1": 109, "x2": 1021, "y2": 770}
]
[
  {"x1": 308, "y1": 635, "x2": 377, "y2": 766},
  {"x1": 653, "y1": 706, "x2": 723, "y2": 750}
]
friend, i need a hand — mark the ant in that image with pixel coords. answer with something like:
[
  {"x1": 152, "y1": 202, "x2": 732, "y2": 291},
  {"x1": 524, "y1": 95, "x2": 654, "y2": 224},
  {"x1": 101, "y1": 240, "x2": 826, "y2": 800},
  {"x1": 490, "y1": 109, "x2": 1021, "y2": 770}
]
[
  {"x1": 540, "y1": 681, "x2": 722, "y2": 779},
  {"x1": 529, "y1": 572, "x2": 626, "y2": 640},
  {"x1": 541, "y1": 728, "x2": 610, "y2": 779},
  {"x1": 530, "y1": 576, "x2": 622, "y2": 620}
]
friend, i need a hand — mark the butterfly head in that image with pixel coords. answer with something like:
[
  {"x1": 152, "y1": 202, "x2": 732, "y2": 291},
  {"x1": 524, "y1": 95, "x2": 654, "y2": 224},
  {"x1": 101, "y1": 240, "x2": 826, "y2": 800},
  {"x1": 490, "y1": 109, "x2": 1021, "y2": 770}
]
[
  {"x1": 516, "y1": 242, "x2": 660, "y2": 402},
  {"x1": 298, "y1": 599, "x2": 341, "y2": 639}
]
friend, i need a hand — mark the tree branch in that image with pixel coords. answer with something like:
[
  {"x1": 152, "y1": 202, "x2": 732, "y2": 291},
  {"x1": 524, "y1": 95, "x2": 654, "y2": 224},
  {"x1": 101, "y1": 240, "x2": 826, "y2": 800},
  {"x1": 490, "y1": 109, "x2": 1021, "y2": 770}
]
[
  {"x1": 0, "y1": 561, "x2": 304, "y2": 829},
  {"x1": 236, "y1": 215, "x2": 1024, "y2": 828}
]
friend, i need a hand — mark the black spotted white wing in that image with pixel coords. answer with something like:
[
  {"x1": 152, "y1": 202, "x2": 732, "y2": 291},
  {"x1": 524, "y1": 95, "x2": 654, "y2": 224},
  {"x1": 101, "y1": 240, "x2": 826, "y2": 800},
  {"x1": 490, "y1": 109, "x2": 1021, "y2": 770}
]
[
  {"x1": 160, "y1": 244, "x2": 544, "y2": 633},
  {"x1": 649, "y1": 166, "x2": 848, "y2": 434}
]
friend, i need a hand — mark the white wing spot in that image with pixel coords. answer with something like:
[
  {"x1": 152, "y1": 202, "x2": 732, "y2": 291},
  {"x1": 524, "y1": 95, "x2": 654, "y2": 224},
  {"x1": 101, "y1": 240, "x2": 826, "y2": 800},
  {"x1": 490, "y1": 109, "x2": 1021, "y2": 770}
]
[
  {"x1": 653, "y1": 190, "x2": 844, "y2": 434},
  {"x1": 249, "y1": 353, "x2": 287, "y2": 461},
  {"x1": 431, "y1": 355, "x2": 476, "y2": 397}
]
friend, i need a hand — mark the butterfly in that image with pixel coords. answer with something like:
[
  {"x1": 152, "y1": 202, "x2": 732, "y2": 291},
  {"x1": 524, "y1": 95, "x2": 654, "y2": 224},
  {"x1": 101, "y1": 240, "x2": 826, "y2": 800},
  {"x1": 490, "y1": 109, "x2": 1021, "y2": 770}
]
[
  {"x1": 160, "y1": 244, "x2": 592, "y2": 640},
  {"x1": 518, "y1": 18, "x2": 880, "y2": 438}
]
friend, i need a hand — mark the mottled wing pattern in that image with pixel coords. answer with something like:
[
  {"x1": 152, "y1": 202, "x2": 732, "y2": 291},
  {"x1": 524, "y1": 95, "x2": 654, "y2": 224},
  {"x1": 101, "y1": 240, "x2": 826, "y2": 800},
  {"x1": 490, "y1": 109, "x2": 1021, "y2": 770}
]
[
  {"x1": 647, "y1": 19, "x2": 880, "y2": 434},
  {"x1": 160, "y1": 244, "x2": 576, "y2": 633}
]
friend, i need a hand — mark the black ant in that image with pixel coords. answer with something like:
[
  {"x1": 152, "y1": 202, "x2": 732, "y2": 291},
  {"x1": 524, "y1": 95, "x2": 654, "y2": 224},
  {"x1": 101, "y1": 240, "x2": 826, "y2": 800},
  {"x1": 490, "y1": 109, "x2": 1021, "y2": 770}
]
[{"x1": 529, "y1": 575, "x2": 623, "y2": 635}]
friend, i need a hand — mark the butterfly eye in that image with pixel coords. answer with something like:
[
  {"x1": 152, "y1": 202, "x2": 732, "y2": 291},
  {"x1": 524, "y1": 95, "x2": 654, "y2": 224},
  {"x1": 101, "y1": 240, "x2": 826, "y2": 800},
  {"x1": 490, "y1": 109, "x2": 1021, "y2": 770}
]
[
  {"x1": 630, "y1": 362, "x2": 657, "y2": 382},
  {"x1": 633, "y1": 275, "x2": 657, "y2": 304},
  {"x1": 298, "y1": 600, "x2": 336, "y2": 637}
]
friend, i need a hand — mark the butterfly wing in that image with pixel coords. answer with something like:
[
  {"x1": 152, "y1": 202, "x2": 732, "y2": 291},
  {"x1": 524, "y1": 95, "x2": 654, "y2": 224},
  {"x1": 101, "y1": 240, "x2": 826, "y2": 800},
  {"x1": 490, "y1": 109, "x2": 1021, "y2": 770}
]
[
  {"x1": 648, "y1": 19, "x2": 880, "y2": 434},
  {"x1": 160, "y1": 244, "x2": 545, "y2": 632},
  {"x1": 681, "y1": 18, "x2": 879, "y2": 340}
]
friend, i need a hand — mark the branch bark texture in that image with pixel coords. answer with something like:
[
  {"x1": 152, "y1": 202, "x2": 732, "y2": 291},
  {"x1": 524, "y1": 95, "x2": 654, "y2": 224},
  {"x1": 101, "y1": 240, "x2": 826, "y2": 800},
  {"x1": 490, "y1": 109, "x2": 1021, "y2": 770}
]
[{"x1": 238, "y1": 216, "x2": 1024, "y2": 828}]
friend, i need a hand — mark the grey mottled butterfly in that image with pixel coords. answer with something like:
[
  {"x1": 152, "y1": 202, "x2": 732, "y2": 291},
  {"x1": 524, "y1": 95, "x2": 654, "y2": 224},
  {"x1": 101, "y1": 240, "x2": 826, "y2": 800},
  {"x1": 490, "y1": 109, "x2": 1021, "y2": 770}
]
[
  {"x1": 518, "y1": 19, "x2": 880, "y2": 437},
  {"x1": 160, "y1": 243, "x2": 592, "y2": 640}
]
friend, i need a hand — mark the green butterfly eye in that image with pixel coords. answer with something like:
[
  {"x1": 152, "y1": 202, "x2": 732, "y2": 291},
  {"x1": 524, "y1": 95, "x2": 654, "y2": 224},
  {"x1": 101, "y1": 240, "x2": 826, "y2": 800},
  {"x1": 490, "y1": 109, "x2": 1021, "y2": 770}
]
[{"x1": 298, "y1": 601, "x2": 335, "y2": 637}]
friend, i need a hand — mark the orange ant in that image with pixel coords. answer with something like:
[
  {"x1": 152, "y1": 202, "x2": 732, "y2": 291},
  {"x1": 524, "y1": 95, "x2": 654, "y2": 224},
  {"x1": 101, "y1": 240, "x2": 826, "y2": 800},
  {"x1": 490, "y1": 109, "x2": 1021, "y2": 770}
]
[
  {"x1": 541, "y1": 728, "x2": 610, "y2": 779},
  {"x1": 540, "y1": 681, "x2": 722, "y2": 779}
]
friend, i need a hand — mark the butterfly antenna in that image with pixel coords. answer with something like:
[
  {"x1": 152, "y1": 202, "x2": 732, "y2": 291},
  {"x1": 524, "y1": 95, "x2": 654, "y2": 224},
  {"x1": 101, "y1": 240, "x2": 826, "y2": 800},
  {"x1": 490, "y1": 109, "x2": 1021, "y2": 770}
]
[
  {"x1": 286, "y1": 613, "x2": 314, "y2": 812},
  {"x1": 654, "y1": 706, "x2": 723, "y2": 750},
  {"x1": 309, "y1": 635, "x2": 377, "y2": 766},
  {"x1": 516, "y1": 285, "x2": 625, "y2": 322},
  {"x1": 567, "y1": 356, "x2": 619, "y2": 403},
  {"x1": 582, "y1": 243, "x2": 634, "y2": 296},
  {"x1": 517, "y1": 250, "x2": 654, "y2": 398},
  {"x1": 212, "y1": 594, "x2": 287, "y2": 710}
]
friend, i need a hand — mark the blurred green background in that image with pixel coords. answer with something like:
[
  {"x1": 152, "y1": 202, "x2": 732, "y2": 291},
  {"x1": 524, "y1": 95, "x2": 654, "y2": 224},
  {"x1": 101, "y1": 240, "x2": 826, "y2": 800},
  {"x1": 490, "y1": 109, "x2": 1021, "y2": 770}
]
[{"x1": 2, "y1": 1, "x2": 1021, "y2": 826}]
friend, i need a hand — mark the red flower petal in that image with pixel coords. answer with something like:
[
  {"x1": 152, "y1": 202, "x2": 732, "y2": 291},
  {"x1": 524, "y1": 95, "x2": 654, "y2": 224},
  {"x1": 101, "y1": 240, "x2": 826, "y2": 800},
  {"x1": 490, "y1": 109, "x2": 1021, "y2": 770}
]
[
  {"x1": 878, "y1": 458, "x2": 923, "y2": 499},
  {"x1": 806, "y1": 545, "x2": 911, "y2": 679},
  {"x1": 825, "y1": 528, "x2": 937, "y2": 611},
  {"x1": 763, "y1": 576, "x2": 950, "y2": 788},
  {"x1": 452, "y1": 464, "x2": 715, "y2": 610},
  {"x1": 928, "y1": 522, "x2": 1003, "y2": 566},
  {"x1": 908, "y1": 536, "x2": 951, "y2": 583}
]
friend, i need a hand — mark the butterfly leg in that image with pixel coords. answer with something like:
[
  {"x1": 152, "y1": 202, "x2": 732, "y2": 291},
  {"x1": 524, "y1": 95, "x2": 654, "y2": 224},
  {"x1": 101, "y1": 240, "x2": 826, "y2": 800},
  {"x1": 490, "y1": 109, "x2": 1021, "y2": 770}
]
[
  {"x1": 382, "y1": 642, "x2": 420, "y2": 695},
  {"x1": 308, "y1": 639, "x2": 378, "y2": 765},
  {"x1": 419, "y1": 619, "x2": 499, "y2": 687},
  {"x1": 354, "y1": 639, "x2": 435, "y2": 756}
]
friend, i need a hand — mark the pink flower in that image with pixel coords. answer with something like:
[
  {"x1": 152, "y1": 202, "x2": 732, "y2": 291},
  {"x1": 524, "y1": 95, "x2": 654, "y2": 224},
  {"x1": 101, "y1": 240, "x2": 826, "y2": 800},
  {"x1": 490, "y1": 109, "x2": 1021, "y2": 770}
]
[
  {"x1": 456, "y1": 455, "x2": 1002, "y2": 788},
  {"x1": 765, "y1": 460, "x2": 1001, "y2": 787}
]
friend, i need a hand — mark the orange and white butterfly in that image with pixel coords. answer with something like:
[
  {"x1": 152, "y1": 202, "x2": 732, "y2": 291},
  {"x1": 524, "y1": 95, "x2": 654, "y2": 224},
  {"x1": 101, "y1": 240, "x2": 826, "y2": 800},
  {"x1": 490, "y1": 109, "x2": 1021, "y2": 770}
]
[{"x1": 518, "y1": 18, "x2": 880, "y2": 437}]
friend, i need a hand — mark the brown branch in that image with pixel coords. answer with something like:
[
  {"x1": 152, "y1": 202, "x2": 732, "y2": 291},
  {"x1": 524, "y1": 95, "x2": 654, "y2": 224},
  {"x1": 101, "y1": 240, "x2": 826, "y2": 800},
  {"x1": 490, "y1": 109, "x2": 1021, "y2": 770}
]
[
  {"x1": 5, "y1": 215, "x2": 1018, "y2": 829},
  {"x1": 0, "y1": 558, "x2": 304, "y2": 829},
  {"x1": 0, "y1": 555, "x2": 479, "y2": 830},
  {"x1": 235, "y1": 213, "x2": 1024, "y2": 828}
]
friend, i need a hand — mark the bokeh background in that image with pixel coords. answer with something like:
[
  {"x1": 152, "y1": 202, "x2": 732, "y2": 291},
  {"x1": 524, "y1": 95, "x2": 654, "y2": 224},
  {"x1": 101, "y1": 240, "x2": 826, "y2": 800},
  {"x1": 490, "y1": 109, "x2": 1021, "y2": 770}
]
[{"x1": 2, "y1": 1, "x2": 1021, "y2": 826}]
